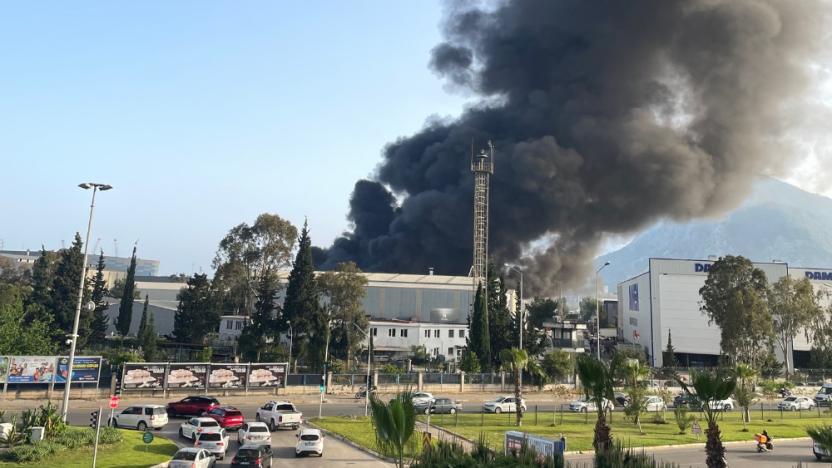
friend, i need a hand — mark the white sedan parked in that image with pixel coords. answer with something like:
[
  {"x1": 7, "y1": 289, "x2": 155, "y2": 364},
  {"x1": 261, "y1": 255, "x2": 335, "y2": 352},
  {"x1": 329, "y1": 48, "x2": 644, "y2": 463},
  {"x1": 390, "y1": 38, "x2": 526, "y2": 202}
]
[
  {"x1": 412, "y1": 392, "x2": 435, "y2": 406},
  {"x1": 179, "y1": 417, "x2": 222, "y2": 440},
  {"x1": 238, "y1": 422, "x2": 272, "y2": 446},
  {"x1": 779, "y1": 396, "x2": 816, "y2": 411},
  {"x1": 569, "y1": 398, "x2": 613, "y2": 413},
  {"x1": 295, "y1": 428, "x2": 325, "y2": 457},
  {"x1": 707, "y1": 398, "x2": 735, "y2": 411},
  {"x1": 482, "y1": 396, "x2": 527, "y2": 413}
]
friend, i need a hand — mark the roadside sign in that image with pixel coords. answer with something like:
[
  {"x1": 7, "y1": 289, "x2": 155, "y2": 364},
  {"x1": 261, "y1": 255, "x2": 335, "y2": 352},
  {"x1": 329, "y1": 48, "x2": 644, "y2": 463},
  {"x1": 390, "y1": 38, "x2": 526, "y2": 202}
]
[
  {"x1": 422, "y1": 431, "x2": 431, "y2": 451},
  {"x1": 142, "y1": 431, "x2": 154, "y2": 444},
  {"x1": 109, "y1": 396, "x2": 120, "y2": 409}
]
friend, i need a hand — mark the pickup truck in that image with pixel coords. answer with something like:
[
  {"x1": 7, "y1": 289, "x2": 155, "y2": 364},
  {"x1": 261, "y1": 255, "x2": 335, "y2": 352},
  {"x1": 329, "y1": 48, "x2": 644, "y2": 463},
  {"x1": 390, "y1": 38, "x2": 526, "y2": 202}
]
[{"x1": 255, "y1": 401, "x2": 302, "y2": 431}]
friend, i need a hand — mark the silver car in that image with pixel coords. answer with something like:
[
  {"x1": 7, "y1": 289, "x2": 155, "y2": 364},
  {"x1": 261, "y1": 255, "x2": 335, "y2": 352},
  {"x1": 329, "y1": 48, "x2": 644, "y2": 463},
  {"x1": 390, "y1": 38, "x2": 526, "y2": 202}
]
[
  {"x1": 195, "y1": 429, "x2": 230, "y2": 460},
  {"x1": 169, "y1": 448, "x2": 215, "y2": 468}
]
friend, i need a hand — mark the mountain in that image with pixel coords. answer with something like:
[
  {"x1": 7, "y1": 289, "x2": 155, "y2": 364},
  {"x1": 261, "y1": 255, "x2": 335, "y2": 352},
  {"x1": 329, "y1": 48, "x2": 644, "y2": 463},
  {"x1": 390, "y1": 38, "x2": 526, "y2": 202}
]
[{"x1": 598, "y1": 178, "x2": 832, "y2": 286}]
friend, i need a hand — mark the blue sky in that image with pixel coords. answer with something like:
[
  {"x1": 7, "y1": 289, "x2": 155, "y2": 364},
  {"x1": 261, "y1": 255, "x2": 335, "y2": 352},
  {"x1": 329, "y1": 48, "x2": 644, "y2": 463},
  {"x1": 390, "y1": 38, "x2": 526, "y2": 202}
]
[{"x1": 0, "y1": 1, "x2": 468, "y2": 274}]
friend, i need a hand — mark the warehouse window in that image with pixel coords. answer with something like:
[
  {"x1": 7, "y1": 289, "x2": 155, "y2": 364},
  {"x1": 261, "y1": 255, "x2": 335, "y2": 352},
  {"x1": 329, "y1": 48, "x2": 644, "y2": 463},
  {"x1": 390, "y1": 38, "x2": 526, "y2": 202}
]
[
  {"x1": 401, "y1": 329, "x2": 408, "y2": 338},
  {"x1": 424, "y1": 330, "x2": 430, "y2": 338},
  {"x1": 388, "y1": 328, "x2": 396, "y2": 337},
  {"x1": 434, "y1": 329, "x2": 440, "y2": 338},
  {"x1": 235, "y1": 321, "x2": 243, "y2": 330},
  {"x1": 449, "y1": 330, "x2": 455, "y2": 338},
  {"x1": 629, "y1": 317, "x2": 638, "y2": 326},
  {"x1": 226, "y1": 321, "x2": 232, "y2": 330},
  {"x1": 448, "y1": 347, "x2": 454, "y2": 356},
  {"x1": 372, "y1": 328, "x2": 378, "y2": 336},
  {"x1": 459, "y1": 330, "x2": 465, "y2": 338}
]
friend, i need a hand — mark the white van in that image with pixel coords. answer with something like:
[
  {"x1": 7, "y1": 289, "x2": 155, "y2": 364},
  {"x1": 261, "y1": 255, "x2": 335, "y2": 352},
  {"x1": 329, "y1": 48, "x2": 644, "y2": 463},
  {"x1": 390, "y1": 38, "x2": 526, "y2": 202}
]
[{"x1": 815, "y1": 383, "x2": 832, "y2": 406}]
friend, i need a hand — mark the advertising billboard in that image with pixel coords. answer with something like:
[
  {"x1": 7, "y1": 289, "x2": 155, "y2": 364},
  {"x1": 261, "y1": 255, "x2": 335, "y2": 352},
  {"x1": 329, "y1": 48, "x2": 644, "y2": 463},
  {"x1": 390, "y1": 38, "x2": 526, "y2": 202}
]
[
  {"x1": 0, "y1": 356, "x2": 7, "y2": 384},
  {"x1": 248, "y1": 363, "x2": 287, "y2": 388},
  {"x1": 505, "y1": 431, "x2": 566, "y2": 460},
  {"x1": 7, "y1": 356, "x2": 56, "y2": 384},
  {"x1": 122, "y1": 363, "x2": 167, "y2": 390},
  {"x1": 208, "y1": 363, "x2": 248, "y2": 389},
  {"x1": 55, "y1": 356, "x2": 102, "y2": 384},
  {"x1": 166, "y1": 363, "x2": 207, "y2": 389}
]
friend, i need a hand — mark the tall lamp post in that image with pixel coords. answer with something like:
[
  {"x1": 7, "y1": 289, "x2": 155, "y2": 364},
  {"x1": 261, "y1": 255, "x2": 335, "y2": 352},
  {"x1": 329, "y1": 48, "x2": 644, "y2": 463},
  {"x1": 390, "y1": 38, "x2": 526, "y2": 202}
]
[
  {"x1": 595, "y1": 262, "x2": 611, "y2": 361},
  {"x1": 62, "y1": 182, "x2": 112, "y2": 422}
]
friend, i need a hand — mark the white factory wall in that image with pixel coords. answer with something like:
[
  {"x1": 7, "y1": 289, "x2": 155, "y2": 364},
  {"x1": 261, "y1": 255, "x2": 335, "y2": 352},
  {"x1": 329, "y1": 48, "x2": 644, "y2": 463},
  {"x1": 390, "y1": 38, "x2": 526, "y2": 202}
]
[{"x1": 368, "y1": 321, "x2": 469, "y2": 362}]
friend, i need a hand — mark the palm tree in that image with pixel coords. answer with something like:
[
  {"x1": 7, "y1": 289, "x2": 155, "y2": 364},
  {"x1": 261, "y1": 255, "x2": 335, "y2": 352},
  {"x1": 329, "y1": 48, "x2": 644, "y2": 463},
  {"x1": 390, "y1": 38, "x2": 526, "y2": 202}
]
[
  {"x1": 677, "y1": 369, "x2": 736, "y2": 468},
  {"x1": 807, "y1": 425, "x2": 832, "y2": 466},
  {"x1": 499, "y1": 348, "x2": 529, "y2": 427},
  {"x1": 621, "y1": 358, "x2": 650, "y2": 432},
  {"x1": 369, "y1": 391, "x2": 417, "y2": 468},
  {"x1": 734, "y1": 363, "x2": 757, "y2": 430},
  {"x1": 576, "y1": 354, "x2": 616, "y2": 452}
]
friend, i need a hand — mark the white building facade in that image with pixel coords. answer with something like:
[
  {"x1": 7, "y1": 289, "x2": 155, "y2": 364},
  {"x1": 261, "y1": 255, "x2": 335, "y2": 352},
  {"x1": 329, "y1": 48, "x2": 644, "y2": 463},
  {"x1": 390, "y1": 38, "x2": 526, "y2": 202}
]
[{"x1": 368, "y1": 319, "x2": 469, "y2": 362}]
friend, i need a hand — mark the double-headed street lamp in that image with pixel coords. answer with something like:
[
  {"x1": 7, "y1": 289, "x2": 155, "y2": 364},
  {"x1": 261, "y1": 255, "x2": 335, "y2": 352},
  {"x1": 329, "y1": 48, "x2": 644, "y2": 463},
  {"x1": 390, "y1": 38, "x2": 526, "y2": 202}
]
[
  {"x1": 595, "y1": 261, "x2": 611, "y2": 361},
  {"x1": 62, "y1": 182, "x2": 112, "y2": 422}
]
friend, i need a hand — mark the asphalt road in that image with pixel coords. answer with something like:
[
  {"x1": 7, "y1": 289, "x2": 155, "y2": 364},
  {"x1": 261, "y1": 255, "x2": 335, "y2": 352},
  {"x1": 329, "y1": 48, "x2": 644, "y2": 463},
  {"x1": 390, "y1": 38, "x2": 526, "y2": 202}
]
[{"x1": 565, "y1": 438, "x2": 826, "y2": 467}]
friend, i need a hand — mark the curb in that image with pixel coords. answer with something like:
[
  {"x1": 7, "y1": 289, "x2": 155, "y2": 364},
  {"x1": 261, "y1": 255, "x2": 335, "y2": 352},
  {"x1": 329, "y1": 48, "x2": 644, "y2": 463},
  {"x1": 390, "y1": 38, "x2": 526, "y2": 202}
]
[
  {"x1": 306, "y1": 419, "x2": 397, "y2": 464},
  {"x1": 563, "y1": 436, "x2": 814, "y2": 456}
]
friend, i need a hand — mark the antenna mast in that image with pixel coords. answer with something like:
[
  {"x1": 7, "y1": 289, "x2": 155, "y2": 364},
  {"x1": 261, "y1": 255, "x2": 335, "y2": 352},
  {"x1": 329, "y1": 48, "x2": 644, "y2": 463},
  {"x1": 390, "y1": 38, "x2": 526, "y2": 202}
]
[{"x1": 470, "y1": 140, "x2": 494, "y2": 283}]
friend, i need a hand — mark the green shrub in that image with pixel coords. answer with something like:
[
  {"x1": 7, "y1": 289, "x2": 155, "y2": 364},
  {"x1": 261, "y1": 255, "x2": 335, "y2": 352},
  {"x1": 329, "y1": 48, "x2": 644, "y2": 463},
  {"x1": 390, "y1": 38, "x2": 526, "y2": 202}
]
[
  {"x1": 3, "y1": 440, "x2": 60, "y2": 463},
  {"x1": 52, "y1": 428, "x2": 94, "y2": 449},
  {"x1": 98, "y1": 427, "x2": 123, "y2": 445},
  {"x1": 596, "y1": 440, "x2": 679, "y2": 467},
  {"x1": 673, "y1": 407, "x2": 694, "y2": 434}
]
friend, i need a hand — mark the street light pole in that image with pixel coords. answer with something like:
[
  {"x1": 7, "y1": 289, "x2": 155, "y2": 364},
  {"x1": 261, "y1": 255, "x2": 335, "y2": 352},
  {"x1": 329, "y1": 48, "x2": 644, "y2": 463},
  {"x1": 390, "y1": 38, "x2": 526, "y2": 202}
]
[
  {"x1": 595, "y1": 262, "x2": 611, "y2": 361},
  {"x1": 62, "y1": 182, "x2": 112, "y2": 422}
]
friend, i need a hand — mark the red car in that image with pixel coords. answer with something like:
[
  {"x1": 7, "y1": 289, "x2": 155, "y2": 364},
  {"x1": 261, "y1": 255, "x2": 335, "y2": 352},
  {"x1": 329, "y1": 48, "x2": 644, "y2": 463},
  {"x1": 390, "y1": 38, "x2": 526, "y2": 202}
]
[
  {"x1": 166, "y1": 396, "x2": 220, "y2": 417},
  {"x1": 206, "y1": 406, "x2": 244, "y2": 430}
]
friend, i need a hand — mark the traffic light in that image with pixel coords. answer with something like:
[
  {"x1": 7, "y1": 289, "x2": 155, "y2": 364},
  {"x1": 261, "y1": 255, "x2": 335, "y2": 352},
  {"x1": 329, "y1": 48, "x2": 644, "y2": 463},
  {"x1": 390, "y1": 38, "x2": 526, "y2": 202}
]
[
  {"x1": 114, "y1": 374, "x2": 122, "y2": 397},
  {"x1": 89, "y1": 410, "x2": 99, "y2": 429}
]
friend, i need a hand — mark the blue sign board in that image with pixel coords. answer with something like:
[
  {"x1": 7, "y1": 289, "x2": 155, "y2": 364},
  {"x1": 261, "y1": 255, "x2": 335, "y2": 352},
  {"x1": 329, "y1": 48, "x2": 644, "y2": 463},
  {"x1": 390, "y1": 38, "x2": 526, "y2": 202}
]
[
  {"x1": 694, "y1": 263, "x2": 713, "y2": 273},
  {"x1": 805, "y1": 271, "x2": 832, "y2": 281},
  {"x1": 628, "y1": 284, "x2": 639, "y2": 311},
  {"x1": 55, "y1": 356, "x2": 102, "y2": 384}
]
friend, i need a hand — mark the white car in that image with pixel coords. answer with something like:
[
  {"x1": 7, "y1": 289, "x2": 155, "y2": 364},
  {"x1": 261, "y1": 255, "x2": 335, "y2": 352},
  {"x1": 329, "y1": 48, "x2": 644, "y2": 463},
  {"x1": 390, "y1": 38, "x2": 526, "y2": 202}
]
[
  {"x1": 643, "y1": 396, "x2": 667, "y2": 412},
  {"x1": 814, "y1": 439, "x2": 831, "y2": 461},
  {"x1": 779, "y1": 396, "x2": 816, "y2": 411},
  {"x1": 179, "y1": 417, "x2": 222, "y2": 440},
  {"x1": 255, "y1": 401, "x2": 303, "y2": 431},
  {"x1": 412, "y1": 392, "x2": 435, "y2": 406},
  {"x1": 169, "y1": 448, "x2": 216, "y2": 468},
  {"x1": 569, "y1": 398, "x2": 614, "y2": 413},
  {"x1": 238, "y1": 421, "x2": 272, "y2": 446},
  {"x1": 195, "y1": 429, "x2": 229, "y2": 460},
  {"x1": 482, "y1": 396, "x2": 526, "y2": 413},
  {"x1": 295, "y1": 428, "x2": 324, "y2": 457},
  {"x1": 816, "y1": 383, "x2": 832, "y2": 406},
  {"x1": 708, "y1": 398, "x2": 735, "y2": 411},
  {"x1": 111, "y1": 404, "x2": 168, "y2": 431}
]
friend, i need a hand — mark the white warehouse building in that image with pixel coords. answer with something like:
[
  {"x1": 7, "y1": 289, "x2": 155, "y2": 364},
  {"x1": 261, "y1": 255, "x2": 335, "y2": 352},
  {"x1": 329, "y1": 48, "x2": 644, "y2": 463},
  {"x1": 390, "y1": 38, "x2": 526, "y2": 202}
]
[{"x1": 617, "y1": 258, "x2": 832, "y2": 369}]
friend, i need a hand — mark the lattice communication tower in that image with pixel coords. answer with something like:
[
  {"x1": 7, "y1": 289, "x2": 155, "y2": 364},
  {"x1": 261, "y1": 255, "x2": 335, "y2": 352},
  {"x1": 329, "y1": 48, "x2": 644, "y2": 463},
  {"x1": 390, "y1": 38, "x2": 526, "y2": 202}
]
[{"x1": 469, "y1": 141, "x2": 494, "y2": 283}]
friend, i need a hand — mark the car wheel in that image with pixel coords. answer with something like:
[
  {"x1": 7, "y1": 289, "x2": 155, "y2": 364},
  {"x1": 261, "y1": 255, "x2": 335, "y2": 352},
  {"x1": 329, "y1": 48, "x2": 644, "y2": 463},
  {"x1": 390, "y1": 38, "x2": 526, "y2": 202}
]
[
  {"x1": 816, "y1": 453, "x2": 823, "y2": 461},
  {"x1": 725, "y1": 404, "x2": 733, "y2": 411},
  {"x1": 581, "y1": 407, "x2": 588, "y2": 413},
  {"x1": 495, "y1": 407, "x2": 501, "y2": 414},
  {"x1": 255, "y1": 413, "x2": 261, "y2": 422},
  {"x1": 137, "y1": 421, "x2": 147, "y2": 431},
  {"x1": 270, "y1": 420, "x2": 277, "y2": 432},
  {"x1": 424, "y1": 408, "x2": 430, "y2": 415},
  {"x1": 450, "y1": 408, "x2": 456, "y2": 414}
]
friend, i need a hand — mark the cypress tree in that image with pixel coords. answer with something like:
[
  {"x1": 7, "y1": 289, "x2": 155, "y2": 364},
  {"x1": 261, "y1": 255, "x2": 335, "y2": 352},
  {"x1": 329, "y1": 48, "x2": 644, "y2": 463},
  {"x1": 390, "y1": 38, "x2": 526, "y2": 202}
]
[
  {"x1": 25, "y1": 246, "x2": 55, "y2": 323},
  {"x1": 173, "y1": 274, "x2": 219, "y2": 344},
  {"x1": 116, "y1": 246, "x2": 138, "y2": 337},
  {"x1": 664, "y1": 329, "x2": 678, "y2": 368},
  {"x1": 50, "y1": 234, "x2": 85, "y2": 332},
  {"x1": 89, "y1": 252, "x2": 109, "y2": 346},
  {"x1": 487, "y1": 264, "x2": 513, "y2": 365},
  {"x1": 470, "y1": 282, "x2": 491, "y2": 371},
  {"x1": 138, "y1": 295, "x2": 149, "y2": 340},
  {"x1": 282, "y1": 221, "x2": 320, "y2": 365},
  {"x1": 138, "y1": 295, "x2": 157, "y2": 359}
]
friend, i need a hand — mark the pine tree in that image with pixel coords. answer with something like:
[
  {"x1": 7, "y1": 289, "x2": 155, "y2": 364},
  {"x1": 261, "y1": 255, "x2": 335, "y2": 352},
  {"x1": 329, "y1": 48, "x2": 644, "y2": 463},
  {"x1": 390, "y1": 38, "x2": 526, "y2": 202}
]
[
  {"x1": 116, "y1": 246, "x2": 138, "y2": 337},
  {"x1": 664, "y1": 329, "x2": 678, "y2": 368},
  {"x1": 89, "y1": 252, "x2": 109, "y2": 346},
  {"x1": 241, "y1": 273, "x2": 280, "y2": 361},
  {"x1": 282, "y1": 221, "x2": 320, "y2": 366},
  {"x1": 470, "y1": 282, "x2": 491, "y2": 371},
  {"x1": 173, "y1": 274, "x2": 219, "y2": 344},
  {"x1": 487, "y1": 265, "x2": 513, "y2": 366},
  {"x1": 137, "y1": 295, "x2": 157, "y2": 359},
  {"x1": 50, "y1": 234, "x2": 85, "y2": 333}
]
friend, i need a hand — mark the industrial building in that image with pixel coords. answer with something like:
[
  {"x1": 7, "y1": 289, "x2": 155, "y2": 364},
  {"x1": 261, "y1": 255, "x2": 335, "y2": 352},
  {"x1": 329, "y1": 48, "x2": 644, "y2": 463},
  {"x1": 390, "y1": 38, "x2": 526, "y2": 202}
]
[
  {"x1": 617, "y1": 258, "x2": 832, "y2": 370},
  {"x1": 0, "y1": 249, "x2": 160, "y2": 279}
]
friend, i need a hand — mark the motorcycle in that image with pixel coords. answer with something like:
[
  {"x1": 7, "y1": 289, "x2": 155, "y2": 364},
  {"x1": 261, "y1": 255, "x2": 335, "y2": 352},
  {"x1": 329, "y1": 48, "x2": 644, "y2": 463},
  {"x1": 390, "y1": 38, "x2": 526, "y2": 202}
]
[
  {"x1": 355, "y1": 385, "x2": 377, "y2": 399},
  {"x1": 755, "y1": 432, "x2": 774, "y2": 452}
]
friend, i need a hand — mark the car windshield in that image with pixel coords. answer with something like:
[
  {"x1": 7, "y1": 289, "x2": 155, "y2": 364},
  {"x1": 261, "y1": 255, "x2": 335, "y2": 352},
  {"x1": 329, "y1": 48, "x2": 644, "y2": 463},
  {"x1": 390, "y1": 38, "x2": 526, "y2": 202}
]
[
  {"x1": 236, "y1": 449, "x2": 261, "y2": 460},
  {"x1": 275, "y1": 404, "x2": 295, "y2": 411},
  {"x1": 784, "y1": 397, "x2": 797, "y2": 401},
  {"x1": 250, "y1": 426, "x2": 269, "y2": 433},
  {"x1": 173, "y1": 451, "x2": 197, "y2": 460},
  {"x1": 494, "y1": 397, "x2": 506, "y2": 402},
  {"x1": 301, "y1": 434, "x2": 319, "y2": 441},
  {"x1": 201, "y1": 421, "x2": 219, "y2": 427},
  {"x1": 200, "y1": 433, "x2": 222, "y2": 441}
]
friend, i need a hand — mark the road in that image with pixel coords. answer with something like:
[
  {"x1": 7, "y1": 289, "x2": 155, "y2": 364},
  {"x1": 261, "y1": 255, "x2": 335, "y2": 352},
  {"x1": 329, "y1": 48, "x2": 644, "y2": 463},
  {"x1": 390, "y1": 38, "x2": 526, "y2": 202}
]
[
  {"x1": 7, "y1": 399, "x2": 394, "y2": 468},
  {"x1": 566, "y1": 438, "x2": 825, "y2": 467}
]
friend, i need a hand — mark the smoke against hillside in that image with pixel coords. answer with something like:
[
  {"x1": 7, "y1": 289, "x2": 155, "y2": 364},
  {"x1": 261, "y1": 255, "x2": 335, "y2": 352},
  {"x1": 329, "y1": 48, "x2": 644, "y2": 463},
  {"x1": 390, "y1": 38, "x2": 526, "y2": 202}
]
[{"x1": 316, "y1": 0, "x2": 828, "y2": 295}]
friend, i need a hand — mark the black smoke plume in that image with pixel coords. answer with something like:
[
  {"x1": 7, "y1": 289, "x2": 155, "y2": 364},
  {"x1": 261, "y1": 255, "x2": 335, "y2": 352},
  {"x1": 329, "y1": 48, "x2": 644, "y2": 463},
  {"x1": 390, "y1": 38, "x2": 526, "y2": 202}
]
[{"x1": 318, "y1": 0, "x2": 827, "y2": 294}]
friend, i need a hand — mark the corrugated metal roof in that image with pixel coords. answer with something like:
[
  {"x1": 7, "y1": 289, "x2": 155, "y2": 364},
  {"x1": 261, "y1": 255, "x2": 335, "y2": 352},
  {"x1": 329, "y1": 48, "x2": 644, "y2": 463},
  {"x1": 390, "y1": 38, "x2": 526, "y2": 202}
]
[{"x1": 276, "y1": 270, "x2": 474, "y2": 287}]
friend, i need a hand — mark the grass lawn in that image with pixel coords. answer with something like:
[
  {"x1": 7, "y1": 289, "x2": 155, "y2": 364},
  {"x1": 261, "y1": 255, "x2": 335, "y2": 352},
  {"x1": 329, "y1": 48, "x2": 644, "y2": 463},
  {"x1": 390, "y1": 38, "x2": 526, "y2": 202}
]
[
  {"x1": 0, "y1": 429, "x2": 178, "y2": 468},
  {"x1": 315, "y1": 416, "x2": 427, "y2": 459},
  {"x1": 425, "y1": 407, "x2": 830, "y2": 452}
]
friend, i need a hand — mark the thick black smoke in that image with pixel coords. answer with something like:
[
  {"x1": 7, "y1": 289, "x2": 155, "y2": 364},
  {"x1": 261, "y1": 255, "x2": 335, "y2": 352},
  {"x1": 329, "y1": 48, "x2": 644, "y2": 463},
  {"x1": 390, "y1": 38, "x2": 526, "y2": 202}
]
[{"x1": 319, "y1": 0, "x2": 826, "y2": 294}]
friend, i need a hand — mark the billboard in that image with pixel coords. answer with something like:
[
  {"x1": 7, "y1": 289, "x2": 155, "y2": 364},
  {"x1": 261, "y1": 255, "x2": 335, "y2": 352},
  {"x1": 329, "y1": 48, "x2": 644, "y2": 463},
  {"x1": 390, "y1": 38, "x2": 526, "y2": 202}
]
[
  {"x1": 166, "y1": 363, "x2": 207, "y2": 389},
  {"x1": 505, "y1": 431, "x2": 566, "y2": 460},
  {"x1": 55, "y1": 356, "x2": 102, "y2": 384},
  {"x1": 208, "y1": 363, "x2": 248, "y2": 389},
  {"x1": 8, "y1": 356, "x2": 56, "y2": 384},
  {"x1": 123, "y1": 363, "x2": 167, "y2": 390},
  {"x1": 248, "y1": 363, "x2": 287, "y2": 388},
  {"x1": 0, "y1": 357, "x2": 7, "y2": 384}
]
